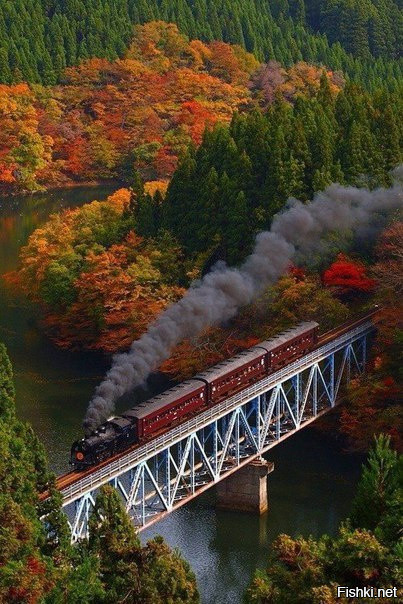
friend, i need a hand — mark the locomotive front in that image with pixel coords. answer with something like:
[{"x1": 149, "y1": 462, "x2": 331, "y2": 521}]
[
  {"x1": 70, "y1": 417, "x2": 138, "y2": 470},
  {"x1": 70, "y1": 423, "x2": 119, "y2": 470},
  {"x1": 70, "y1": 437, "x2": 94, "y2": 470}
]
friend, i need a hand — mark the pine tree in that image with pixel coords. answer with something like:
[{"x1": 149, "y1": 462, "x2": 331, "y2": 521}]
[
  {"x1": 164, "y1": 148, "x2": 197, "y2": 239},
  {"x1": 0, "y1": 344, "x2": 15, "y2": 421},
  {"x1": 0, "y1": 47, "x2": 11, "y2": 84},
  {"x1": 137, "y1": 195, "x2": 157, "y2": 238},
  {"x1": 350, "y1": 434, "x2": 401, "y2": 532},
  {"x1": 88, "y1": 485, "x2": 199, "y2": 602},
  {"x1": 226, "y1": 190, "x2": 251, "y2": 264}
]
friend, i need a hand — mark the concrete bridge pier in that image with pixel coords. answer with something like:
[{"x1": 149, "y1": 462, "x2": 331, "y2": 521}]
[{"x1": 216, "y1": 458, "x2": 274, "y2": 514}]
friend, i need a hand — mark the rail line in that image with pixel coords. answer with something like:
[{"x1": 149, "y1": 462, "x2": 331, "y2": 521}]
[{"x1": 42, "y1": 310, "x2": 378, "y2": 502}]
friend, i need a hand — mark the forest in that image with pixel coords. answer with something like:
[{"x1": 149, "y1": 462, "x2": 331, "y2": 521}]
[
  {"x1": 0, "y1": 343, "x2": 199, "y2": 602},
  {"x1": 4, "y1": 20, "x2": 401, "y2": 451},
  {"x1": 0, "y1": 20, "x2": 401, "y2": 195},
  {"x1": 0, "y1": 0, "x2": 402, "y2": 90},
  {"x1": 0, "y1": 22, "x2": 260, "y2": 194},
  {"x1": 244, "y1": 434, "x2": 403, "y2": 603}
]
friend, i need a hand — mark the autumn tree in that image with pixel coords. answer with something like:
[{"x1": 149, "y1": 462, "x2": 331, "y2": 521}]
[
  {"x1": 340, "y1": 223, "x2": 402, "y2": 451},
  {"x1": 16, "y1": 189, "x2": 186, "y2": 352},
  {"x1": 0, "y1": 84, "x2": 53, "y2": 193},
  {"x1": 323, "y1": 254, "x2": 375, "y2": 298},
  {"x1": 161, "y1": 272, "x2": 349, "y2": 382},
  {"x1": 1, "y1": 0, "x2": 401, "y2": 91}
]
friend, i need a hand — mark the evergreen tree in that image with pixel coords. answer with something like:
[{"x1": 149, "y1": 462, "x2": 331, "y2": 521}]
[
  {"x1": 0, "y1": 343, "x2": 15, "y2": 420},
  {"x1": 165, "y1": 82, "x2": 401, "y2": 266},
  {"x1": 89, "y1": 485, "x2": 199, "y2": 602},
  {"x1": 350, "y1": 434, "x2": 401, "y2": 532},
  {"x1": 245, "y1": 435, "x2": 403, "y2": 602},
  {"x1": 226, "y1": 190, "x2": 251, "y2": 264}
]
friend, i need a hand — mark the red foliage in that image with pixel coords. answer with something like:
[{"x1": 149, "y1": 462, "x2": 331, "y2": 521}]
[
  {"x1": 160, "y1": 329, "x2": 260, "y2": 380},
  {"x1": 176, "y1": 100, "x2": 218, "y2": 144},
  {"x1": 6, "y1": 555, "x2": 51, "y2": 603},
  {"x1": 323, "y1": 254, "x2": 375, "y2": 295},
  {"x1": 289, "y1": 265, "x2": 306, "y2": 282}
]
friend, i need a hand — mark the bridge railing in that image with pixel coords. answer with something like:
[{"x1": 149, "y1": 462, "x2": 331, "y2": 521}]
[{"x1": 61, "y1": 319, "x2": 374, "y2": 505}]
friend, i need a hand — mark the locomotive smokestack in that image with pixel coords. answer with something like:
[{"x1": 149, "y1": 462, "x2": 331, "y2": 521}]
[{"x1": 83, "y1": 169, "x2": 403, "y2": 434}]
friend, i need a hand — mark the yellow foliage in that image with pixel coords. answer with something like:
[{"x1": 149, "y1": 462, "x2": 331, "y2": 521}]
[{"x1": 144, "y1": 180, "x2": 168, "y2": 197}]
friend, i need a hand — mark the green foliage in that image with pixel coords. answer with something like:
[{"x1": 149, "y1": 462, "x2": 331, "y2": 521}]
[
  {"x1": 0, "y1": 0, "x2": 401, "y2": 90},
  {"x1": 163, "y1": 85, "x2": 402, "y2": 264},
  {"x1": 40, "y1": 260, "x2": 78, "y2": 308},
  {"x1": 88, "y1": 484, "x2": 199, "y2": 603},
  {"x1": 0, "y1": 343, "x2": 15, "y2": 420},
  {"x1": 350, "y1": 434, "x2": 402, "y2": 534},
  {"x1": 0, "y1": 343, "x2": 58, "y2": 602},
  {"x1": 258, "y1": 275, "x2": 350, "y2": 334}
]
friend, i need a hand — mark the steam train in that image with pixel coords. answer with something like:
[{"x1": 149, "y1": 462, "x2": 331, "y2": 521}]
[{"x1": 70, "y1": 321, "x2": 319, "y2": 470}]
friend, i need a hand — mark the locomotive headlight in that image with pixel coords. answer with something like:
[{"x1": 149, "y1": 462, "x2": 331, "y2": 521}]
[{"x1": 76, "y1": 452, "x2": 84, "y2": 461}]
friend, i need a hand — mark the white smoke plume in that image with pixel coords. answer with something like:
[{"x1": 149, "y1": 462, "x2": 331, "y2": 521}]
[{"x1": 84, "y1": 174, "x2": 403, "y2": 434}]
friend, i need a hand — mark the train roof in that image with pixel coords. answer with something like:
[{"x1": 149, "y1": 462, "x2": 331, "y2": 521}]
[
  {"x1": 122, "y1": 379, "x2": 205, "y2": 420},
  {"x1": 109, "y1": 416, "x2": 132, "y2": 430},
  {"x1": 257, "y1": 321, "x2": 319, "y2": 352},
  {"x1": 195, "y1": 321, "x2": 318, "y2": 383},
  {"x1": 195, "y1": 346, "x2": 266, "y2": 383}
]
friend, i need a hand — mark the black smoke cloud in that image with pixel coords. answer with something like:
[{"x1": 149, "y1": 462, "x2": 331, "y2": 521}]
[{"x1": 84, "y1": 173, "x2": 403, "y2": 434}]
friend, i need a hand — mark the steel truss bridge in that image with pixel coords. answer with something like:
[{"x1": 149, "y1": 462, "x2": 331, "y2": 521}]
[{"x1": 60, "y1": 319, "x2": 374, "y2": 542}]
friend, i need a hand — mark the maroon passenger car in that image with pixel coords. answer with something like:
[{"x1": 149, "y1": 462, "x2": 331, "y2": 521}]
[
  {"x1": 123, "y1": 379, "x2": 206, "y2": 440},
  {"x1": 195, "y1": 347, "x2": 268, "y2": 404},
  {"x1": 71, "y1": 321, "x2": 320, "y2": 469},
  {"x1": 258, "y1": 321, "x2": 319, "y2": 369}
]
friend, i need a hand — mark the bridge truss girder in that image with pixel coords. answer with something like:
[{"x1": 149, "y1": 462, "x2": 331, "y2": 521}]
[{"x1": 65, "y1": 332, "x2": 369, "y2": 542}]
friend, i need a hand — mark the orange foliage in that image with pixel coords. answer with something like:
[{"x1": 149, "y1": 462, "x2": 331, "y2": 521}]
[
  {"x1": 15, "y1": 189, "x2": 185, "y2": 351},
  {"x1": 0, "y1": 84, "x2": 52, "y2": 191},
  {"x1": 0, "y1": 24, "x2": 346, "y2": 193},
  {"x1": 176, "y1": 100, "x2": 218, "y2": 144},
  {"x1": 341, "y1": 374, "x2": 402, "y2": 452},
  {"x1": 250, "y1": 60, "x2": 344, "y2": 108},
  {"x1": 277, "y1": 62, "x2": 343, "y2": 101},
  {"x1": 0, "y1": 23, "x2": 254, "y2": 191},
  {"x1": 144, "y1": 180, "x2": 169, "y2": 197}
]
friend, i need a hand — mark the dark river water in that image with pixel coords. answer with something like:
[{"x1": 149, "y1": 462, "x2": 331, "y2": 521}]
[{"x1": 0, "y1": 187, "x2": 364, "y2": 604}]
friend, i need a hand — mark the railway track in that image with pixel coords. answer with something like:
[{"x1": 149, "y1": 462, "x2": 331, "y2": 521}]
[{"x1": 42, "y1": 309, "x2": 379, "y2": 500}]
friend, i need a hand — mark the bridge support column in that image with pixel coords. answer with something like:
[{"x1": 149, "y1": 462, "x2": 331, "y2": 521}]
[{"x1": 216, "y1": 458, "x2": 274, "y2": 514}]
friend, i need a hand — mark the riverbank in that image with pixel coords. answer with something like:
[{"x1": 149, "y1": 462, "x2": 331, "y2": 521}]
[{"x1": 0, "y1": 178, "x2": 122, "y2": 200}]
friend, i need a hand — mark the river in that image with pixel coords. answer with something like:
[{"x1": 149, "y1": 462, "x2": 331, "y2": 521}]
[{"x1": 0, "y1": 186, "x2": 364, "y2": 604}]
